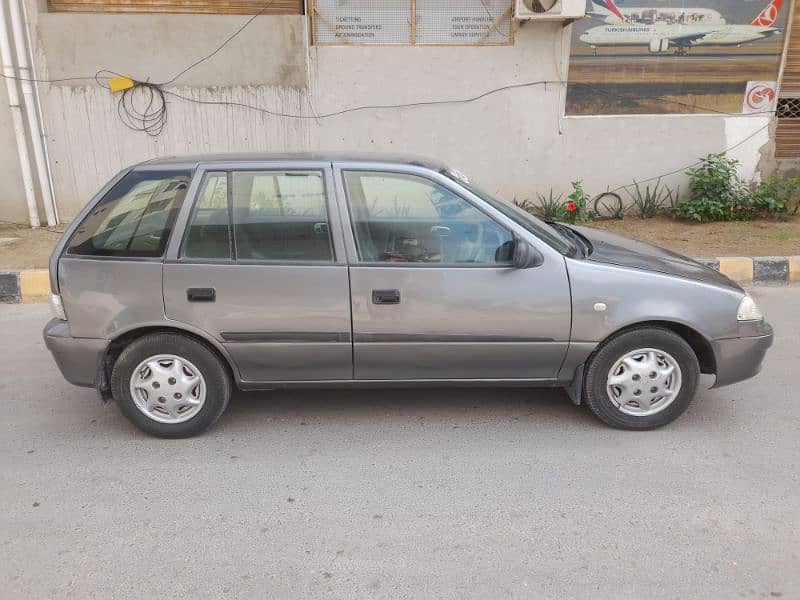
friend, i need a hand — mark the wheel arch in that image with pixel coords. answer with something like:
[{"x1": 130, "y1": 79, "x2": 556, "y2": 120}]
[
  {"x1": 98, "y1": 325, "x2": 240, "y2": 400},
  {"x1": 626, "y1": 321, "x2": 715, "y2": 375},
  {"x1": 598, "y1": 320, "x2": 716, "y2": 375},
  {"x1": 567, "y1": 319, "x2": 716, "y2": 406}
]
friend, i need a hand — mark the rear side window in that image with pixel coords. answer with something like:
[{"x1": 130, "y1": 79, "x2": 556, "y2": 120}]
[
  {"x1": 66, "y1": 169, "x2": 192, "y2": 258},
  {"x1": 232, "y1": 170, "x2": 333, "y2": 262},
  {"x1": 180, "y1": 169, "x2": 334, "y2": 262},
  {"x1": 183, "y1": 172, "x2": 231, "y2": 260}
]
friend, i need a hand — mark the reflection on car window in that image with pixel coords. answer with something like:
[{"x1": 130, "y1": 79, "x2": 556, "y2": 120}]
[
  {"x1": 344, "y1": 171, "x2": 513, "y2": 264},
  {"x1": 66, "y1": 169, "x2": 191, "y2": 258},
  {"x1": 183, "y1": 172, "x2": 231, "y2": 260},
  {"x1": 231, "y1": 170, "x2": 333, "y2": 262},
  {"x1": 443, "y1": 170, "x2": 576, "y2": 257}
]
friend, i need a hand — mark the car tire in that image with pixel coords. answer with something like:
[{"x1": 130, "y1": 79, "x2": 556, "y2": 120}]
[
  {"x1": 583, "y1": 326, "x2": 699, "y2": 430},
  {"x1": 110, "y1": 333, "x2": 231, "y2": 438}
]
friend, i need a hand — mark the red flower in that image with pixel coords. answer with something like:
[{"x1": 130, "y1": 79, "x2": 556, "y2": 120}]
[{"x1": 566, "y1": 201, "x2": 578, "y2": 213}]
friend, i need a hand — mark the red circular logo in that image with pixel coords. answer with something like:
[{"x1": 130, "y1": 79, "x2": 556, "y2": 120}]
[{"x1": 746, "y1": 85, "x2": 776, "y2": 111}]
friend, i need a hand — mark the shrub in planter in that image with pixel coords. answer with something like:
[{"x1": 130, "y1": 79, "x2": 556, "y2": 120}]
[
  {"x1": 671, "y1": 153, "x2": 752, "y2": 222},
  {"x1": 565, "y1": 180, "x2": 591, "y2": 224}
]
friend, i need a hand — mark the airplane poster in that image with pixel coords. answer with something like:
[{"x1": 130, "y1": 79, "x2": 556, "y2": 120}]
[{"x1": 565, "y1": 0, "x2": 789, "y2": 115}]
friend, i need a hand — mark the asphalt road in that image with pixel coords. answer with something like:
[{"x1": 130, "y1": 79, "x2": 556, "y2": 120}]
[{"x1": 1, "y1": 286, "x2": 798, "y2": 599}]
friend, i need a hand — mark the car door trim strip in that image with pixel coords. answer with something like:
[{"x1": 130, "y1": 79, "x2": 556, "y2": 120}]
[
  {"x1": 220, "y1": 331, "x2": 352, "y2": 343},
  {"x1": 353, "y1": 333, "x2": 555, "y2": 343}
]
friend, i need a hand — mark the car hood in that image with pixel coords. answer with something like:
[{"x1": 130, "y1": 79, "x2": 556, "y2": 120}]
[{"x1": 567, "y1": 225, "x2": 743, "y2": 292}]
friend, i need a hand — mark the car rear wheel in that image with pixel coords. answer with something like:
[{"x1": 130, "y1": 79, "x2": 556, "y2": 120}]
[
  {"x1": 583, "y1": 327, "x2": 699, "y2": 430},
  {"x1": 110, "y1": 333, "x2": 231, "y2": 438}
]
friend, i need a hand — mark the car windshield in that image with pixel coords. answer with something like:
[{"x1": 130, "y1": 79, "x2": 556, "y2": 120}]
[{"x1": 442, "y1": 169, "x2": 577, "y2": 256}]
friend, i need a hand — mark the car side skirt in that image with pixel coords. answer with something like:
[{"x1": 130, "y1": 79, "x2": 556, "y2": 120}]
[{"x1": 236, "y1": 378, "x2": 568, "y2": 391}]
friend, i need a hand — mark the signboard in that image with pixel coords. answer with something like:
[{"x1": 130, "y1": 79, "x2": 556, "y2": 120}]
[
  {"x1": 312, "y1": 0, "x2": 513, "y2": 46},
  {"x1": 742, "y1": 81, "x2": 778, "y2": 114},
  {"x1": 416, "y1": 0, "x2": 513, "y2": 44},
  {"x1": 565, "y1": 0, "x2": 787, "y2": 115},
  {"x1": 312, "y1": 0, "x2": 411, "y2": 44}
]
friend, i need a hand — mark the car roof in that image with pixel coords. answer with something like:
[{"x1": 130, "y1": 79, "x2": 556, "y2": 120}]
[{"x1": 136, "y1": 152, "x2": 449, "y2": 171}]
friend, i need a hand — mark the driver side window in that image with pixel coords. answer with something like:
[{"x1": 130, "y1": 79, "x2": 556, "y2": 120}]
[{"x1": 343, "y1": 171, "x2": 513, "y2": 265}]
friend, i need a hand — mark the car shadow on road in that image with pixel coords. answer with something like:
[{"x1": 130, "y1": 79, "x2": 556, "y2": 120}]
[{"x1": 216, "y1": 386, "x2": 596, "y2": 432}]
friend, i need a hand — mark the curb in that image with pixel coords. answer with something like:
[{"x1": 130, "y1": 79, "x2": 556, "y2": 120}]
[
  {"x1": 1, "y1": 270, "x2": 50, "y2": 304},
  {"x1": 1, "y1": 259, "x2": 799, "y2": 304}
]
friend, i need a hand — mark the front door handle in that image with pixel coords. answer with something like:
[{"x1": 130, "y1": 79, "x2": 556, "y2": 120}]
[
  {"x1": 187, "y1": 287, "x2": 216, "y2": 302},
  {"x1": 372, "y1": 289, "x2": 400, "y2": 305}
]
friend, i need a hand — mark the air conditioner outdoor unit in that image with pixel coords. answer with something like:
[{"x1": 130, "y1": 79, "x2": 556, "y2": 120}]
[{"x1": 515, "y1": 0, "x2": 586, "y2": 21}]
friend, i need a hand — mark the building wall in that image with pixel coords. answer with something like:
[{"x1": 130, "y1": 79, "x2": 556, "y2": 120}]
[
  {"x1": 0, "y1": 3, "x2": 773, "y2": 222},
  {"x1": 0, "y1": 73, "x2": 30, "y2": 224}
]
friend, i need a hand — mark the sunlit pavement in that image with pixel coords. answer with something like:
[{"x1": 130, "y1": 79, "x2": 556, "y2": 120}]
[{"x1": 1, "y1": 285, "x2": 797, "y2": 599}]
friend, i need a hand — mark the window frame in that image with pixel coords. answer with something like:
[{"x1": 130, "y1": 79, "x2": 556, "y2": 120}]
[
  {"x1": 180, "y1": 170, "x2": 234, "y2": 263},
  {"x1": 310, "y1": 0, "x2": 514, "y2": 47},
  {"x1": 63, "y1": 167, "x2": 193, "y2": 261},
  {"x1": 339, "y1": 167, "x2": 516, "y2": 269},
  {"x1": 174, "y1": 164, "x2": 342, "y2": 266}
]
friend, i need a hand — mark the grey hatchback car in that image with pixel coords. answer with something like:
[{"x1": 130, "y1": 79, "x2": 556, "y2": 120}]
[{"x1": 44, "y1": 153, "x2": 773, "y2": 437}]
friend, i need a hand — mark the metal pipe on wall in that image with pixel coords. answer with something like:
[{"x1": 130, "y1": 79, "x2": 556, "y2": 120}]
[
  {"x1": 20, "y1": 0, "x2": 58, "y2": 225},
  {"x1": 9, "y1": 0, "x2": 57, "y2": 226},
  {"x1": 0, "y1": 3, "x2": 39, "y2": 228}
]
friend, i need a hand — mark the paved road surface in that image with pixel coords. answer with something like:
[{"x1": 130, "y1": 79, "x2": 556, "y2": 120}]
[{"x1": 1, "y1": 286, "x2": 798, "y2": 599}]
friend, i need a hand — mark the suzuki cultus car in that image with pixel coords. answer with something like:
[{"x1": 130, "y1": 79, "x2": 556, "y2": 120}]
[{"x1": 44, "y1": 153, "x2": 773, "y2": 437}]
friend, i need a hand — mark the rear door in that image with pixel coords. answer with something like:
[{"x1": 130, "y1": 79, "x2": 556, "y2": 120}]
[
  {"x1": 164, "y1": 161, "x2": 352, "y2": 383},
  {"x1": 334, "y1": 163, "x2": 572, "y2": 381}
]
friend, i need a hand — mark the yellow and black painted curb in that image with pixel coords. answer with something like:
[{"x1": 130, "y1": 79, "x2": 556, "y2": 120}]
[{"x1": 2, "y1": 258, "x2": 799, "y2": 303}]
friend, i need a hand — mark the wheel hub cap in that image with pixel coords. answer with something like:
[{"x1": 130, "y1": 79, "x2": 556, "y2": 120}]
[
  {"x1": 129, "y1": 354, "x2": 207, "y2": 424},
  {"x1": 606, "y1": 348, "x2": 682, "y2": 417}
]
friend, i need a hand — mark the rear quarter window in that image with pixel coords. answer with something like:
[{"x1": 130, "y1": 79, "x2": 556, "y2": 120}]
[{"x1": 66, "y1": 169, "x2": 192, "y2": 258}]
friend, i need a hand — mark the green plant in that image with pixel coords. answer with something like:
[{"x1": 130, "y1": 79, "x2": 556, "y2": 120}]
[
  {"x1": 750, "y1": 181, "x2": 787, "y2": 216},
  {"x1": 672, "y1": 153, "x2": 754, "y2": 222},
  {"x1": 625, "y1": 177, "x2": 676, "y2": 218},
  {"x1": 513, "y1": 197, "x2": 536, "y2": 214},
  {"x1": 533, "y1": 189, "x2": 567, "y2": 221},
  {"x1": 565, "y1": 180, "x2": 591, "y2": 224},
  {"x1": 751, "y1": 174, "x2": 800, "y2": 215}
]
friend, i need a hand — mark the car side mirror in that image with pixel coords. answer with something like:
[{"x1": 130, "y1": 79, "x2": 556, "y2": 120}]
[{"x1": 511, "y1": 237, "x2": 544, "y2": 269}]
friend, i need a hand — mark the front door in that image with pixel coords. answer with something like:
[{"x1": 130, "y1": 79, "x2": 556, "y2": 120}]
[
  {"x1": 164, "y1": 163, "x2": 352, "y2": 382},
  {"x1": 334, "y1": 165, "x2": 572, "y2": 381}
]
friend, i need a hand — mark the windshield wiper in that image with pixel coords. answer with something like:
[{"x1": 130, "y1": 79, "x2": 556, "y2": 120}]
[{"x1": 547, "y1": 222, "x2": 591, "y2": 257}]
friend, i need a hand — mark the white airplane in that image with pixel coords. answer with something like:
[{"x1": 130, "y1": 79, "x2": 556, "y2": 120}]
[
  {"x1": 580, "y1": 0, "x2": 783, "y2": 56},
  {"x1": 588, "y1": 0, "x2": 725, "y2": 25}
]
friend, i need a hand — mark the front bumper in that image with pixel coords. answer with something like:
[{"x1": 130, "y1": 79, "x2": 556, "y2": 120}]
[
  {"x1": 43, "y1": 319, "x2": 107, "y2": 388},
  {"x1": 711, "y1": 321, "x2": 774, "y2": 388}
]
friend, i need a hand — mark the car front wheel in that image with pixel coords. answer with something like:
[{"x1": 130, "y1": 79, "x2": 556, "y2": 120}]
[
  {"x1": 110, "y1": 333, "x2": 231, "y2": 438},
  {"x1": 583, "y1": 327, "x2": 700, "y2": 430}
]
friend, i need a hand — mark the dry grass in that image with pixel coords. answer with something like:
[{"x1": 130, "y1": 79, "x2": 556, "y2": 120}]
[
  {"x1": 590, "y1": 214, "x2": 800, "y2": 257},
  {"x1": 0, "y1": 223, "x2": 66, "y2": 270}
]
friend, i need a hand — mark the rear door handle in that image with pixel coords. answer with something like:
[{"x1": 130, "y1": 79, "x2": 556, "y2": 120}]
[
  {"x1": 187, "y1": 287, "x2": 216, "y2": 302},
  {"x1": 372, "y1": 289, "x2": 400, "y2": 305}
]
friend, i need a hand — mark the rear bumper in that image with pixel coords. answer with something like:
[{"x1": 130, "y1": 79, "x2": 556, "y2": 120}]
[
  {"x1": 43, "y1": 319, "x2": 107, "y2": 388},
  {"x1": 711, "y1": 322, "x2": 774, "y2": 388}
]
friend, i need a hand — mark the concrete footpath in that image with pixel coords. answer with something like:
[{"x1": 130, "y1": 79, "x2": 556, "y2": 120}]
[{"x1": 2, "y1": 256, "x2": 800, "y2": 302}]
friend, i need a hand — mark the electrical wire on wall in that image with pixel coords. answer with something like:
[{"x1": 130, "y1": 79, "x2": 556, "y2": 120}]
[{"x1": 95, "y1": 71, "x2": 168, "y2": 136}]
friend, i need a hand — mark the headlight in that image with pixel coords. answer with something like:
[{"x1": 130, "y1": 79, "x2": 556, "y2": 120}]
[
  {"x1": 49, "y1": 293, "x2": 67, "y2": 321},
  {"x1": 737, "y1": 294, "x2": 763, "y2": 321}
]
